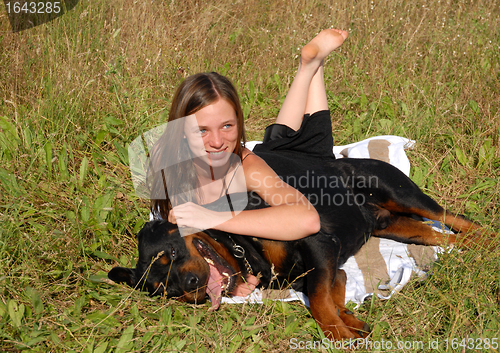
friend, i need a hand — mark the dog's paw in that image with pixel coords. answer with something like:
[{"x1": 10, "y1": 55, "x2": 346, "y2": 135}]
[{"x1": 340, "y1": 310, "x2": 370, "y2": 338}]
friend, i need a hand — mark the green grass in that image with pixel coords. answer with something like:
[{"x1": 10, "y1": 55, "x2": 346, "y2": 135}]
[{"x1": 1, "y1": 0, "x2": 499, "y2": 351}]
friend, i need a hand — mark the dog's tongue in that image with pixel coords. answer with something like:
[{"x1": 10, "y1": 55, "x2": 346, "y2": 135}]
[{"x1": 206, "y1": 264, "x2": 223, "y2": 311}]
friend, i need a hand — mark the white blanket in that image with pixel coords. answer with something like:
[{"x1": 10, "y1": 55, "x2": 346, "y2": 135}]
[{"x1": 222, "y1": 136, "x2": 449, "y2": 306}]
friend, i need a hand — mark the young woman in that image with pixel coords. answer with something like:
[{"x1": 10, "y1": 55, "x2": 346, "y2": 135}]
[{"x1": 148, "y1": 29, "x2": 349, "y2": 241}]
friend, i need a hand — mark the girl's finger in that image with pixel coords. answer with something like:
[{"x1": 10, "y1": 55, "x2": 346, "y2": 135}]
[{"x1": 168, "y1": 210, "x2": 177, "y2": 224}]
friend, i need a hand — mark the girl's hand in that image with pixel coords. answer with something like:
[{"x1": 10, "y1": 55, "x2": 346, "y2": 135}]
[
  {"x1": 171, "y1": 202, "x2": 232, "y2": 231},
  {"x1": 167, "y1": 210, "x2": 177, "y2": 224}
]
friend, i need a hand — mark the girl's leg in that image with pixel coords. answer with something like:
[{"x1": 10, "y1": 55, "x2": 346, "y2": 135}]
[
  {"x1": 304, "y1": 64, "x2": 328, "y2": 116},
  {"x1": 275, "y1": 29, "x2": 348, "y2": 131}
]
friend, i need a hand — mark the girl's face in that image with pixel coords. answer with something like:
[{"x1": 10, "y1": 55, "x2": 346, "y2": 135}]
[{"x1": 183, "y1": 98, "x2": 239, "y2": 169}]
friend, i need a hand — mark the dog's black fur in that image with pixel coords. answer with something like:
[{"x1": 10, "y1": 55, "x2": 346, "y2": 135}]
[{"x1": 109, "y1": 157, "x2": 486, "y2": 339}]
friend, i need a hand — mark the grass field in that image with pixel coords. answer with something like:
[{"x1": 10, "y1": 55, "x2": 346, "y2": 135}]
[{"x1": 1, "y1": 0, "x2": 499, "y2": 351}]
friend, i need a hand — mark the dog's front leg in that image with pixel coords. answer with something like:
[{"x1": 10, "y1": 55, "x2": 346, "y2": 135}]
[
  {"x1": 331, "y1": 269, "x2": 370, "y2": 337},
  {"x1": 300, "y1": 233, "x2": 367, "y2": 340}
]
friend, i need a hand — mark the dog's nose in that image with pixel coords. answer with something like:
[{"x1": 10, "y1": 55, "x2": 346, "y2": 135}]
[{"x1": 184, "y1": 273, "x2": 200, "y2": 291}]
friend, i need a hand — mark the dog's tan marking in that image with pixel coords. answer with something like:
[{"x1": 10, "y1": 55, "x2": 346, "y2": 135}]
[
  {"x1": 260, "y1": 240, "x2": 286, "y2": 270},
  {"x1": 159, "y1": 255, "x2": 169, "y2": 265}
]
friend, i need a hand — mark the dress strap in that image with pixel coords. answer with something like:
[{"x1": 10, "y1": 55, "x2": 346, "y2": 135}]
[{"x1": 219, "y1": 155, "x2": 245, "y2": 198}]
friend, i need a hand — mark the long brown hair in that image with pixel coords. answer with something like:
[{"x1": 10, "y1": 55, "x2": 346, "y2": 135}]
[{"x1": 149, "y1": 72, "x2": 246, "y2": 219}]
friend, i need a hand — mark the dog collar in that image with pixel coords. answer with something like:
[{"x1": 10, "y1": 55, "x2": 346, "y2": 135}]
[{"x1": 228, "y1": 236, "x2": 254, "y2": 275}]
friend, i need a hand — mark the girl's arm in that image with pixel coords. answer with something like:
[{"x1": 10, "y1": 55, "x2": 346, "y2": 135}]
[
  {"x1": 218, "y1": 152, "x2": 321, "y2": 240},
  {"x1": 170, "y1": 152, "x2": 320, "y2": 240}
]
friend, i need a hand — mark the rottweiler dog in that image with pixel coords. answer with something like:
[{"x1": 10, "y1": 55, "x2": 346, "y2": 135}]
[{"x1": 108, "y1": 157, "x2": 488, "y2": 340}]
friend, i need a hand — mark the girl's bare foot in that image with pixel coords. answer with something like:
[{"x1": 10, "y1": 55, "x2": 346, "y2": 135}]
[
  {"x1": 300, "y1": 29, "x2": 348, "y2": 72},
  {"x1": 274, "y1": 28, "x2": 348, "y2": 130}
]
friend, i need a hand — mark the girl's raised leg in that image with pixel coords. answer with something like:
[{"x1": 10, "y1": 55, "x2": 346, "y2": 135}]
[
  {"x1": 304, "y1": 64, "x2": 328, "y2": 116},
  {"x1": 275, "y1": 29, "x2": 348, "y2": 131}
]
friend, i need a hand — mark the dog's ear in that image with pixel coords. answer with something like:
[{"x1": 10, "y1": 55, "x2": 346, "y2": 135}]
[
  {"x1": 136, "y1": 221, "x2": 153, "y2": 240},
  {"x1": 108, "y1": 267, "x2": 137, "y2": 287}
]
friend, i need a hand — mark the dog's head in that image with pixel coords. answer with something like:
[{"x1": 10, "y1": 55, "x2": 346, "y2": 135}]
[{"x1": 108, "y1": 220, "x2": 246, "y2": 310}]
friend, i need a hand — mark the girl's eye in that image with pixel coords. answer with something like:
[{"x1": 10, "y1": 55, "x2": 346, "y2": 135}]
[{"x1": 223, "y1": 124, "x2": 232, "y2": 129}]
